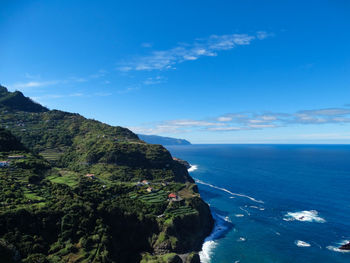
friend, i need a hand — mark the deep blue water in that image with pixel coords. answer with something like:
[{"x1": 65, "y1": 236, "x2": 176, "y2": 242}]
[{"x1": 167, "y1": 144, "x2": 350, "y2": 263}]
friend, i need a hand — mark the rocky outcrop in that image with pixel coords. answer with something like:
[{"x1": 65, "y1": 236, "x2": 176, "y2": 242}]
[
  {"x1": 154, "y1": 197, "x2": 213, "y2": 255},
  {"x1": 185, "y1": 253, "x2": 200, "y2": 263},
  {"x1": 339, "y1": 241, "x2": 350, "y2": 250},
  {"x1": 173, "y1": 157, "x2": 191, "y2": 169}
]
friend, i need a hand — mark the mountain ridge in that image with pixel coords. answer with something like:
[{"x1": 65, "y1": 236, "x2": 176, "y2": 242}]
[{"x1": 0, "y1": 85, "x2": 48, "y2": 113}]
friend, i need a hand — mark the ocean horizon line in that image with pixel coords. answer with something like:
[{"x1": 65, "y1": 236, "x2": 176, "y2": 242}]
[{"x1": 171, "y1": 143, "x2": 350, "y2": 146}]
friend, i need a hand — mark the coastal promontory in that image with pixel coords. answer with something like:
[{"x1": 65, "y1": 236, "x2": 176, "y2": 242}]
[{"x1": 0, "y1": 86, "x2": 213, "y2": 262}]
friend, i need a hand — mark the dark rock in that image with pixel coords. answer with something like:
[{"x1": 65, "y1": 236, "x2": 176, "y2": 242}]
[
  {"x1": 339, "y1": 241, "x2": 350, "y2": 250},
  {"x1": 165, "y1": 197, "x2": 214, "y2": 253},
  {"x1": 173, "y1": 157, "x2": 191, "y2": 169},
  {"x1": 186, "y1": 253, "x2": 200, "y2": 263},
  {"x1": 168, "y1": 255, "x2": 183, "y2": 263}
]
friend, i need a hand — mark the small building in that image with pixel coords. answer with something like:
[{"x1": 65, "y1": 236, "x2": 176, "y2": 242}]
[
  {"x1": 0, "y1": 161, "x2": 10, "y2": 168},
  {"x1": 8, "y1": 155, "x2": 25, "y2": 160},
  {"x1": 168, "y1": 193, "x2": 178, "y2": 201},
  {"x1": 142, "y1": 180, "x2": 150, "y2": 185},
  {"x1": 146, "y1": 187, "x2": 154, "y2": 193},
  {"x1": 85, "y1": 173, "x2": 95, "y2": 179}
]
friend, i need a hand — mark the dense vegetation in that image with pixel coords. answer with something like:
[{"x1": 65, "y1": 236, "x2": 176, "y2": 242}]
[
  {"x1": 0, "y1": 128, "x2": 27, "y2": 152},
  {"x1": 0, "y1": 87, "x2": 213, "y2": 263},
  {"x1": 0, "y1": 86, "x2": 48, "y2": 113}
]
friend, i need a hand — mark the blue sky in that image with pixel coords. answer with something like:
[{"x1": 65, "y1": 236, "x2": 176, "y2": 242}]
[{"x1": 1, "y1": 0, "x2": 350, "y2": 143}]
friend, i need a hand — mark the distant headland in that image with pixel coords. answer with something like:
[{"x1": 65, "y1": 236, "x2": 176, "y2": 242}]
[{"x1": 138, "y1": 134, "x2": 191, "y2": 146}]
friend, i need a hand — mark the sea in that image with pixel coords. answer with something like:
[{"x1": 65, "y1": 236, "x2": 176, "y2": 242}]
[{"x1": 166, "y1": 144, "x2": 350, "y2": 263}]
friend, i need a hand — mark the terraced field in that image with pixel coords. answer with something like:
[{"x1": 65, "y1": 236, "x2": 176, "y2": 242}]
[
  {"x1": 165, "y1": 206, "x2": 198, "y2": 217},
  {"x1": 129, "y1": 190, "x2": 168, "y2": 204},
  {"x1": 0, "y1": 167, "x2": 48, "y2": 209},
  {"x1": 23, "y1": 190, "x2": 45, "y2": 201},
  {"x1": 47, "y1": 170, "x2": 79, "y2": 187},
  {"x1": 40, "y1": 149, "x2": 63, "y2": 161}
]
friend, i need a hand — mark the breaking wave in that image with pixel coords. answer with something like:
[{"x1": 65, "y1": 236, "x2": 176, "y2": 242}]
[
  {"x1": 327, "y1": 240, "x2": 350, "y2": 253},
  {"x1": 199, "y1": 212, "x2": 233, "y2": 263},
  {"x1": 188, "y1": 164, "x2": 198, "y2": 172},
  {"x1": 283, "y1": 210, "x2": 326, "y2": 223},
  {"x1": 295, "y1": 240, "x2": 311, "y2": 247},
  {"x1": 194, "y1": 178, "x2": 264, "y2": 204}
]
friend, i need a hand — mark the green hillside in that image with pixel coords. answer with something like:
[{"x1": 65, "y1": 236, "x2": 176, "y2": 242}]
[
  {"x1": 0, "y1": 85, "x2": 48, "y2": 113},
  {"x1": 0, "y1": 87, "x2": 213, "y2": 263},
  {"x1": 0, "y1": 127, "x2": 27, "y2": 152}
]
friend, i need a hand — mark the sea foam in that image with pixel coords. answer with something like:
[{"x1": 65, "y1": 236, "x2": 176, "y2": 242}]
[
  {"x1": 187, "y1": 164, "x2": 198, "y2": 172},
  {"x1": 199, "y1": 212, "x2": 232, "y2": 263},
  {"x1": 199, "y1": 240, "x2": 218, "y2": 263},
  {"x1": 295, "y1": 240, "x2": 311, "y2": 247},
  {"x1": 194, "y1": 178, "x2": 264, "y2": 204},
  {"x1": 327, "y1": 240, "x2": 350, "y2": 253},
  {"x1": 239, "y1": 206, "x2": 251, "y2": 216},
  {"x1": 327, "y1": 246, "x2": 350, "y2": 253},
  {"x1": 283, "y1": 210, "x2": 326, "y2": 223},
  {"x1": 237, "y1": 237, "x2": 246, "y2": 242},
  {"x1": 235, "y1": 214, "x2": 245, "y2": 217}
]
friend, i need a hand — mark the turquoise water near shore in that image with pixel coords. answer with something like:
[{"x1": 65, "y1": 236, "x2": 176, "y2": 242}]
[{"x1": 167, "y1": 144, "x2": 350, "y2": 263}]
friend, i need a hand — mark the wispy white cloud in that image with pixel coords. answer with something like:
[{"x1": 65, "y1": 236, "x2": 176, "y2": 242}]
[
  {"x1": 94, "y1": 92, "x2": 112, "y2": 97},
  {"x1": 143, "y1": 76, "x2": 166, "y2": 85},
  {"x1": 217, "y1": 116, "x2": 233, "y2": 122},
  {"x1": 12, "y1": 80, "x2": 59, "y2": 89},
  {"x1": 129, "y1": 125, "x2": 187, "y2": 135},
  {"x1": 141, "y1": 42, "x2": 153, "y2": 48},
  {"x1": 207, "y1": 126, "x2": 245, "y2": 131},
  {"x1": 117, "y1": 86, "x2": 140, "y2": 94},
  {"x1": 297, "y1": 108, "x2": 350, "y2": 116},
  {"x1": 24, "y1": 73, "x2": 41, "y2": 79},
  {"x1": 118, "y1": 31, "x2": 271, "y2": 72},
  {"x1": 67, "y1": 77, "x2": 88, "y2": 83},
  {"x1": 129, "y1": 106, "x2": 350, "y2": 135},
  {"x1": 89, "y1": 69, "x2": 107, "y2": 79},
  {"x1": 256, "y1": 31, "x2": 274, "y2": 40},
  {"x1": 167, "y1": 120, "x2": 224, "y2": 127},
  {"x1": 248, "y1": 124, "x2": 277, "y2": 128},
  {"x1": 31, "y1": 93, "x2": 84, "y2": 101},
  {"x1": 11, "y1": 69, "x2": 108, "y2": 91},
  {"x1": 30, "y1": 91, "x2": 113, "y2": 102}
]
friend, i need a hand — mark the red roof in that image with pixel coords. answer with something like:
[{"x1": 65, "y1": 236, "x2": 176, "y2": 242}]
[
  {"x1": 168, "y1": 193, "x2": 177, "y2": 198},
  {"x1": 86, "y1": 174, "x2": 95, "y2": 177}
]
